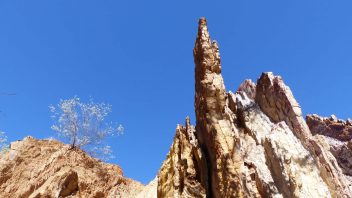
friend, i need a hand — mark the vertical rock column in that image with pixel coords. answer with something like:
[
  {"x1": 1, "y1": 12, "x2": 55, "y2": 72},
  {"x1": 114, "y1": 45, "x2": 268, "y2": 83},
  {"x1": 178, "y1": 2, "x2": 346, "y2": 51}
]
[
  {"x1": 157, "y1": 117, "x2": 207, "y2": 198},
  {"x1": 193, "y1": 18, "x2": 244, "y2": 198}
]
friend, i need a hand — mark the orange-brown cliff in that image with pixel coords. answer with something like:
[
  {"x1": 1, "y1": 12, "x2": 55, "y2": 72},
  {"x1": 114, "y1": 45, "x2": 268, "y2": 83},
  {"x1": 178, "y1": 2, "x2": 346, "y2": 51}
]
[
  {"x1": 0, "y1": 137, "x2": 154, "y2": 197},
  {"x1": 2, "y1": 18, "x2": 352, "y2": 198},
  {"x1": 157, "y1": 18, "x2": 352, "y2": 198}
]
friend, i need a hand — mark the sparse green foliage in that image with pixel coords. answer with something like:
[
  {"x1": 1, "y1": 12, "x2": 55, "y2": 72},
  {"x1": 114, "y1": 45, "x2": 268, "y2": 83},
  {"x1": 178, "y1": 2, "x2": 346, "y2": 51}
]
[{"x1": 49, "y1": 96, "x2": 123, "y2": 160}]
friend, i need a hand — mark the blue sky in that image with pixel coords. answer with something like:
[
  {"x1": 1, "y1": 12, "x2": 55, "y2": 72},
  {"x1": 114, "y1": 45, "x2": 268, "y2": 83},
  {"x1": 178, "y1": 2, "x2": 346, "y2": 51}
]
[{"x1": 1, "y1": 1, "x2": 352, "y2": 184}]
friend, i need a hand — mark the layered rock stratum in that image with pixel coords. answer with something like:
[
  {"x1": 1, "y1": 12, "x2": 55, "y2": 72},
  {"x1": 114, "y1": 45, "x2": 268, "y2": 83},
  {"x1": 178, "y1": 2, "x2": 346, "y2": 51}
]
[
  {"x1": 1, "y1": 18, "x2": 352, "y2": 198},
  {"x1": 0, "y1": 137, "x2": 156, "y2": 198},
  {"x1": 158, "y1": 18, "x2": 352, "y2": 198}
]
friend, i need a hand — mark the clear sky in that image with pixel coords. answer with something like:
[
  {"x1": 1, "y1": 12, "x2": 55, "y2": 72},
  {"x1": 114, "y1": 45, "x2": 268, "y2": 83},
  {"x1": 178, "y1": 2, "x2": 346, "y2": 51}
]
[{"x1": 1, "y1": 1, "x2": 352, "y2": 184}]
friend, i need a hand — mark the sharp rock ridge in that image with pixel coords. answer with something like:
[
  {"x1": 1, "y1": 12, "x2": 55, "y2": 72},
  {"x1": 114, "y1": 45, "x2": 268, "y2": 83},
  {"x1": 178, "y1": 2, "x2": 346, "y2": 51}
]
[
  {"x1": 1, "y1": 18, "x2": 352, "y2": 198},
  {"x1": 157, "y1": 18, "x2": 352, "y2": 198}
]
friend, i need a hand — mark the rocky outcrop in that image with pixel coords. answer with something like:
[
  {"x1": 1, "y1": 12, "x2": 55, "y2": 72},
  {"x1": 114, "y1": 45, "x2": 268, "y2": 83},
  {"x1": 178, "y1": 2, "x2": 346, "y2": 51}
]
[
  {"x1": 307, "y1": 114, "x2": 352, "y2": 180},
  {"x1": 157, "y1": 18, "x2": 352, "y2": 197},
  {"x1": 0, "y1": 137, "x2": 146, "y2": 198},
  {"x1": 307, "y1": 114, "x2": 352, "y2": 141},
  {"x1": 157, "y1": 117, "x2": 206, "y2": 198},
  {"x1": 2, "y1": 18, "x2": 352, "y2": 198},
  {"x1": 136, "y1": 177, "x2": 158, "y2": 198},
  {"x1": 193, "y1": 17, "x2": 244, "y2": 198}
]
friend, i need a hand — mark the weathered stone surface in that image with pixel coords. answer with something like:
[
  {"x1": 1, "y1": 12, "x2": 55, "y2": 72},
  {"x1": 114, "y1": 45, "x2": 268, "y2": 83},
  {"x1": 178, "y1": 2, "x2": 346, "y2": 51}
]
[
  {"x1": 0, "y1": 137, "x2": 145, "y2": 198},
  {"x1": 255, "y1": 73, "x2": 352, "y2": 197},
  {"x1": 255, "y1": 72, "x2": 310, "y2": 143},
  {"x1": 307, "y1": 114, "x2": 352, "y2": 181},
  {"x1": 136, "y1": 177, "x2": 158, "y2": 198},
  {"x1": 157, "y1": 18, "x2": 352, "y2": 198},
  {"x1": 194, "y1": 17, "x2": 244, "y2": 198},
  {"x1": 307, "y1": 114, "x2": 352, "y2": 141},
  {"x1": 236, "y1": 91, "x2": 331, "y2": 198},
  {"x1": 158, "y1": 117, "x2": 207, "y2": 198}
]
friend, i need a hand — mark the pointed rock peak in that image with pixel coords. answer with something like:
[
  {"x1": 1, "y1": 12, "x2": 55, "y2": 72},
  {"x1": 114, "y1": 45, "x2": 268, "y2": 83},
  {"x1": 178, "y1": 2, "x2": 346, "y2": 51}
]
[
  {"x1": 198, "y1": 17, "x2": 207, "y2": 27},
  {"x1": 185, "y1": 116, "x2": 191, "y2": 129},
  {"x1": 194, "y1": 18, "x2": 222, "y2": 74},
  {"x1": 196, "y1": 17, "x2": 210, "y2": 45},
  {"x1": 194, "y1": 17, "x2": 227, "y2": 120},
  {"x1": 237, "y1": 79, "x2": 257, "y2": 100}
]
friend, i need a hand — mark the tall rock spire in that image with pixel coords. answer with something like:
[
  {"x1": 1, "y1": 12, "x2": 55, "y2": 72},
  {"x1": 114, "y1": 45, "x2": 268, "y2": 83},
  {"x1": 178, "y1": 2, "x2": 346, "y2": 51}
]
[
  {"x1": 193, "y1": 18, "x2": 244, "y2": 198},
  {"x1": 158, "y1": 18, "x2": 351, "y2": 198},
  {"x1": 194, "y1": 17, "x2": 226, "y2": 120},
  {"x1": 193, "y1": 17, "x2": 222, "y2": 74}
]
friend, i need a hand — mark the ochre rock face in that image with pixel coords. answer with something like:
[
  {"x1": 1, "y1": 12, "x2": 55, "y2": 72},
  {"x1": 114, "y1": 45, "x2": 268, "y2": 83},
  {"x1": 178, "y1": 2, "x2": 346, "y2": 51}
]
[
  {"x1": 306, "y1": 114, "x2": 352, "y2": 181},
  {"x1": 157, "y1": 118, "x2": 206, "y2": 198},
  {"x1": 157, "y1": 18, "x2": 352, "y2": 198},
  {"x1": 307, "y1": 114, "x2": 352, "y2": 142},
  {"x1": 0, "y1": 137, "x2": 147, "y2": 198},
  {"x1": 2, "y1": 18, "x2": 352, "y2": 198}
]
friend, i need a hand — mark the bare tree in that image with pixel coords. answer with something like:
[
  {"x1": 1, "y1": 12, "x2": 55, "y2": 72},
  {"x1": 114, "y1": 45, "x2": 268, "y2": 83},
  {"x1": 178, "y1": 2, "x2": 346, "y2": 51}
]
[
  {"x1": 49, "y1": 96, "x2": 123, "y2": 160},
  {"x1": 0, "y1": 131, "x2": 8, "y2": 153}
]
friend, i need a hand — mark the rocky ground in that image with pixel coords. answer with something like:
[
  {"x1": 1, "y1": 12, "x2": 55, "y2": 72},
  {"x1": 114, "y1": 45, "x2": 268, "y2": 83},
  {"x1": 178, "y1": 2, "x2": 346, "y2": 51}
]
[{"x1": 0, "y1": 137, "x2": 154, "y2": 197}]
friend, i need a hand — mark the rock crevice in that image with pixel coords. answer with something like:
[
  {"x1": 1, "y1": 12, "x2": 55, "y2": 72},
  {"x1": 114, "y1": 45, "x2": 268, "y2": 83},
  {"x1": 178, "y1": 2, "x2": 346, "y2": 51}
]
[{"x1": 157, "y1": 18, "x2": 352, "y2": 198}]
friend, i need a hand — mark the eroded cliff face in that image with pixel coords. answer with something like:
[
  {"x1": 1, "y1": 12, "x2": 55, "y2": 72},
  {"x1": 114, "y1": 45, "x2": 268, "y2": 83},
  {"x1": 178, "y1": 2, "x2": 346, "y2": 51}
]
[
  {"x1": 306, "y1": 114, "x2": 352, "y2": 182},
  {"x1": 1, "y1": 18, "x2": 352, "y2": 198},
  {"x1": 157, "y1": 18, "x2": 352, "y2": 198},
  {"x1": 0, "y1": 137, "x2": 150, "y2": 198}
]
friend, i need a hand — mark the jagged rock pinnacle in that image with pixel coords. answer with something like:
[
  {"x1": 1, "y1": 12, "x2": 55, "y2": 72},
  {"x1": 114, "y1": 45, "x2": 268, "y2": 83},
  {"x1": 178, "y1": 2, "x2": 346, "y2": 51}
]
[
  {"x1": 194, "y1": 18, "x2": 221, "y2": 75},
  {"x1": 193, "y1": 18, "x2": 244, "y2": 197},
  {"x1": 194, "y1": 18, "x2": 226, "y2": 121},
  {"x1": 185, "y1": 116, "x2": 191, "y2": 129},
  {"x1": 158, "y1": 18, "x2": 352, "y2": 198}
]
